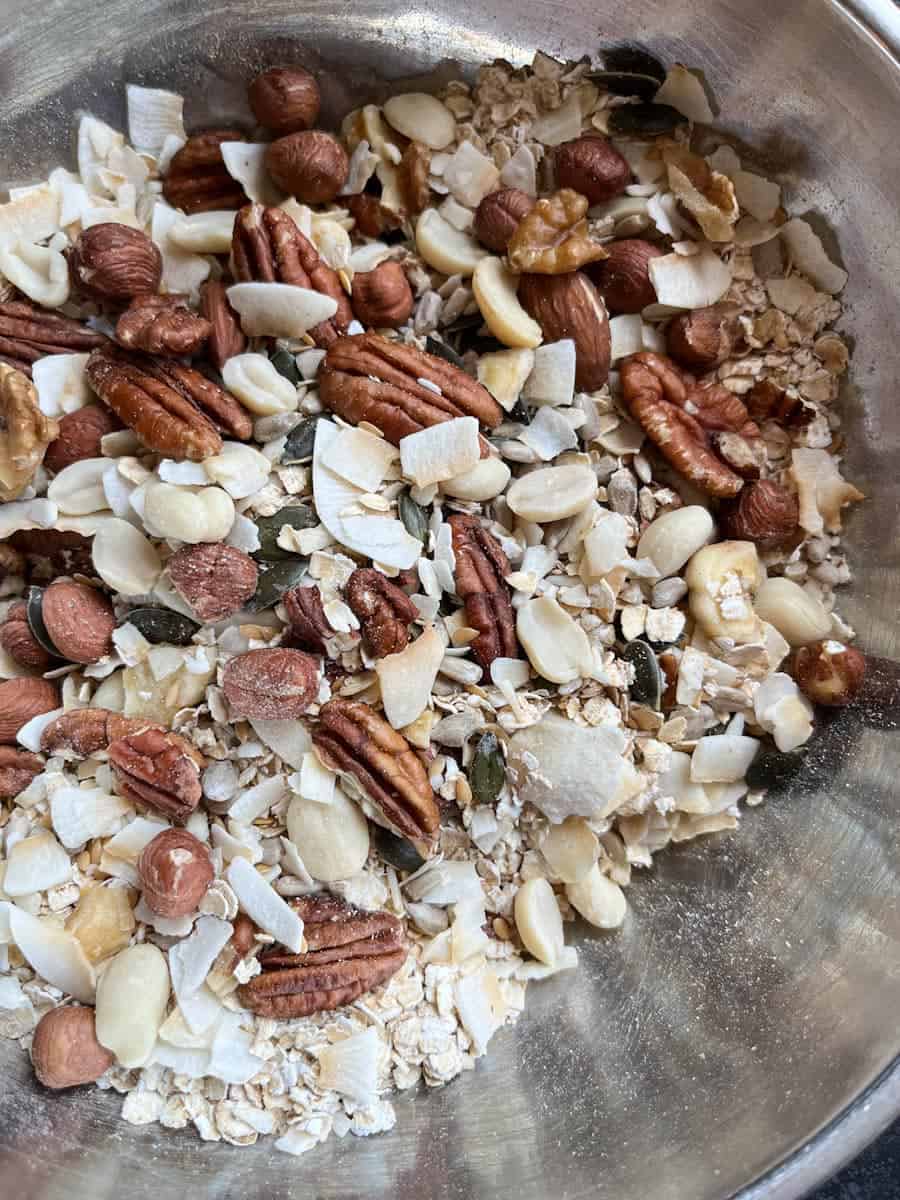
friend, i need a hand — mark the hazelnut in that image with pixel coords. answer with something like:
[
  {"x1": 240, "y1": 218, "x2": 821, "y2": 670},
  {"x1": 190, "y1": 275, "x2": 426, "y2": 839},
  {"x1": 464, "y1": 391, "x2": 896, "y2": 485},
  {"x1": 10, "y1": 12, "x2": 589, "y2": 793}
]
[
  {"x1": 265, "y1": 130, "x2": 349, "y2": 204},
  {"x1": 518, "y1": 270, "x2": 611, "y2": 392},
  {"x1": 793, "y1": 640, "x2": 866, "y2": 707},
  {"x1": 249, "y1": 66, "x2": 320, "y2": 135},
  {"x1": 44, "y1": 406, "x2": 121, "y2": 475},
  {"x1": 473, "y1": 187, "x2": 535, "y2": 253},
  {"x1": 555, "y1": 135, "x2": 631, "y2": 205},
  {"x1": 352, "y1": 261, "x2": 414, "y2": 329},
  {"x1": 68, "y1": 223, "x2": 162, "y2": 304},
  {"x1": 41, "y1": 581, "x2": 115, "y2": 665},
  {"x1": 0, "y1": 601, "x2": 51, "y2": 670},
  {"x1": 667, "y1": 305, "x2": 735, "y2": 370},
  {"x1": 0, "y1": 676, "x2": 60, "y2": 744},
  {"x1": 590, "y1": 238, "x2": 663, "y2": 313},
  {"x1": 138, "y1": 828, "x2": 214, "y2": 918},
  {"x1": 718, "y1": 479, "x2": 800, "y2": 548},
  {"x1": 31, "y1": 1005, "x2": 113, "y2": 1090}
]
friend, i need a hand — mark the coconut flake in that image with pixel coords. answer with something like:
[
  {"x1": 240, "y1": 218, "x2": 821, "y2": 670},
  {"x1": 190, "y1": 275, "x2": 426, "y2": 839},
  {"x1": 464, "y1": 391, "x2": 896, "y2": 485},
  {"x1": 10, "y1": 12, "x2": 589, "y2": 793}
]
[
  {"x1": 6, "y1": 903, "x2": 95, "y2": 1003},
  {"x1": 226, "y1": 856, "x2": 304, "y2": 952},
  {"x1": 209, "y1": 1009, "x2": 265, "y2": 1084},
  {"x1": 151, "y1": 201, "x2": 210, "y2": 295},
  {"x1": 297, "y1": 751, "x2": 336, "y2": 805},
  {"x1": 103, "y1": 816, "x2": 169, "y2": 863},
  {"x1": 0, "y1": 185, "x2": 60, "y2": 250},
  {"x1": 320, "y1": 426, "x2": 396, "y2": 492},
  {"x1": 443, "y1": 141, "x2": 500, "y2": 208},
  {"x1": 3, "y1": 831, "x2": 72, "y2": 895},
  {"x1": 16, "y1": 706, "x2": 64, "y2": 752},
  {"x1": 50, "y1": 786, "x2": 132, "y2": 849},
  {"x1": 376, "y1": 625, "x2": 444, "y2": 729},
  {"x1": 168, "y1": 210, "x2": 236, "y2": 254},
  {"x1": 582, "y1": 510, "x2": 630, "y2": 578},
  {"x1": 454, "y1": 968, "x2": 507, "y2": 1055},
  {"x1": 126, "y1": 85, "x2": 185, "y2": 155},
  {"x1": 522, "y1": 340, "x2": 576, "y2": 407},
  {"x1": 317, "y1": 1027, "x2": 380, "y2": 1103},
  {"x1": 530, "y1": 91, "x2": 584, "y2": 146},
  {"x1": 399, "y1": 417, "x2": 480, "y2": 488},
  {"x1": 779, "y1": 218, "x2": 848, "y2": 294},
  {"x1": 32, "y1": 354, "x2": 92, "y2": 419},
  {"x1": 227, "y1": 282, "x2": 338, "y2": 338},
  {"x1": 499, "y1": 144, "x2": 538, "y2": 196},
  {"x1": 518, "y1": 407, "x2": 578, "y2": 460},
  {"x1": 220, "y1": 143, "x2": 283, "y2": 206},
  {"x1": 228, "y1": 776, "x2": 286, "y2": 824},
  {"x1": 405, "y1": 860, "x2": 483, "y2": 905},
  {"x1": 248, "y1": 718, "x2": 312, "y2": 769},
  {"x1": 690, "y1": 735, "x2": 759, "y2": 783},
  {"x1": 654, "y1": 65, "x2": 714, "y2": 124},
  {"x1": 648, "y1": 247, "x2": 732, "y2": 309}
]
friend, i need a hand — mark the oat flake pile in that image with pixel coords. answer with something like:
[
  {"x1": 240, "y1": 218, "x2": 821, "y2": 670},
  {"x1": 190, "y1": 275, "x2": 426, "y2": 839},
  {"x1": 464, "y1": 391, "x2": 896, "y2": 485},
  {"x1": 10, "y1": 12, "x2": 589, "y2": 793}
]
[{"x1": 0, "y1": 49, "x2": 867, "y2": 1152}]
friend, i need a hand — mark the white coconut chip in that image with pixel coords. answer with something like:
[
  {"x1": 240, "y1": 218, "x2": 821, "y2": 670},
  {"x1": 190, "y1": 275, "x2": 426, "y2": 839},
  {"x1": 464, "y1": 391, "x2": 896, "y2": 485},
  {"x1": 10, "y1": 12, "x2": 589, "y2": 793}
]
[
  {"x1": 50, "y1": 786, "x2": 132, "y2": 849},
  {"x1": 248, "y1": 718, "x2": 312, "y2": 769},
  {"x1": 5, "y1": 903, "x2": 95, "y2": 1003},
  {"x1": 103, "y1": 816, "x2": 169, "y2": 863},
  {"x1": 405, "y1": 860, "x2": 483, "y2": 905},
  {"x1": 648, "y1": 247, "x2": 732, "y2": 309},
  {"x1": 499, "y1": 144, "x2": 538, "y2": 196},
  {"x1": 348, "y1": 241, "x2": 392, "y2": 273},
  {"x1": 226, "y1": 857, "x2": 304, "y2": 952},
  {"x1": 530, "y1": 90, "x2": 584, "y2": 146},
  {"x1": 518, "y1": 407, "x2": 578, "y2": 460},
  {"x1": 3, "y1": 832, "x2": 72, "y2": 896},
  {"x1": 151, "y1": 201, "x2": 211, "y2": 295},
  {"x1": 32, "y1": 354, "x2": 92, "y2": 418},
  {"x1": 454, "y1": 968, "x2": 507, "y2": 1055},
  {"x1": 297, "y1": 751, "x2": 336, "y2": 806},
  {"x1": 215, "y1": 141, "x2": 282, "y2": 207},
  {"x1": 442, "y1": 140, "x2": 500, "y2": 208},
  {"x1": 126, "y1": 85, "x2": 185, "y2": 155},
  {"x1": 208, "y1": 1009, "x2": 265, "y2": 1084},
  {"x1": 690, "y1": 735, "x2": 759, "y2": 783},
  {"x1": 779, "y1": 218, "x2": 848, "y2": 294},
  {"x1": 168, "y1": 210, "x2": 236, "y2": 255},
  {"x1": 522, "y1": 340, "x2": 576, "y2": 407},
  {"x1": 477, "y1": 348, "x2": 535, "y2": 412},
  {"x1": 16, "y1": 706, "x2": 64, "y2": 753},
  {"x1": 609, "y1": 314, "x2": 645, "y2": 364},
  {"x1": 654, "y1": 65, "x2": 714, "y2": 124},
  {"x1": 168, "y1": 916, "x2": 233, "y2": 1025},
  {"x1": 399, "y1": 417, "x2": 480, "y2": 487},
  {"x1": 791, "y1": 447, "x2": 864, "y2": 534},
  {"x1": 582, "y1": 510, "x2": 630, "y2": 578},
  {"x1": 320, "y1": 426, "x2": 396, "y2": 492},
  {"x1": 376, "y1": 624, "x2": 444, "y2": 729},
  {"x1": 656, "y1": 750, "x2": 710, "y2": 814},
  {"x1": 0, "y1": 184, "x2": 60, "y2": 250},
  {"x1": 316, "y1": 1026, "x2": 381, "y2": 1104},
  {"x1": 227, "y1": 282, "x2": 338, "y2": 338},
  {"x1": 228, "y1": 776, "x2": 287, "y2": 824},
  {"x1": 754, "y1": 673, "x2": 814, "y2": 752}
]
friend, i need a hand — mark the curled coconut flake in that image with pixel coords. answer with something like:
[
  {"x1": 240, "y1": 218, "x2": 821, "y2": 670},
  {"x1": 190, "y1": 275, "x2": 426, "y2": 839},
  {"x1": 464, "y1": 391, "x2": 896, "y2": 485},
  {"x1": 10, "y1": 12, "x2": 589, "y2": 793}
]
[
  {"x1": 522, "y1": 340, "x2": 576, "y2": 407},
  {"x1": 317, "y1": 1026, "x2": 381, "y2": 1103},
  {"x1": 399, "y1": 417, "x2": 480, "y2": 487},
  {"x1": 151, "y1": 202, "x2": 211, "y2": 295},
  {"x1": 648, "y1": 247, "x2": 732, "y2": 309},
  {"x1": 790, "y1": 447, "x2": 863, "y2": 535},
  {"x1": 454, "y1": 968, "x2": 507, "y2": 1055},
  {"x1": 227, "y1": 282, "x2": 338, "y2": 339},
  {"x1": 654, "y1": 65, "x2": 714, "y2": 124},
  {"x1": 126, "y1": 85, "x2": 185, "y2": 155},
  {"x1": 220, "y1": 143, "x2": 283, "y2": 207},
  {"x1": 6, "y1": 903, "x2": 95, "y2": 1003},
  {"x1": 405, "y1": 859, "x2": 483, "y2": 905},
  {"x1": 518, "y1": 407, "x2": 578, "y2": 461},
  {"x1": 779, "y1": 218, "x2": 848, "y2": 294},
  {"x1": 50, "y1": 786, "x2": 132, "y2": 849},
  {"x1": 226, "y1": 856, "x2": 304, "y2": 952},
  {"x1": 376, "y1": 624, "x2": 445, "y2": 729}
]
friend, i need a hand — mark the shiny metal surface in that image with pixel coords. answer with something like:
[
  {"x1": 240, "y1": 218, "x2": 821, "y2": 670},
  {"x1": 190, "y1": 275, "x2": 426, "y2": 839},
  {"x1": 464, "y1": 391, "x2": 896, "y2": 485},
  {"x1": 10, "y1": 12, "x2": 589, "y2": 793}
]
[{"x1": 1, "y1": 2, "x2": 899, "y2": 1197}]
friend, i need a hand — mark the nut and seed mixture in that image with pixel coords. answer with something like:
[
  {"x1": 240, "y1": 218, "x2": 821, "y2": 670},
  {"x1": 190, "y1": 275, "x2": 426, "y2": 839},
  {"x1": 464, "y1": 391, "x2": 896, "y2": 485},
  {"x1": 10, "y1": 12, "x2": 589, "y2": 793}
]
[{"x1": 0, "y1": 48, "x2": 866, "y2": 1152}]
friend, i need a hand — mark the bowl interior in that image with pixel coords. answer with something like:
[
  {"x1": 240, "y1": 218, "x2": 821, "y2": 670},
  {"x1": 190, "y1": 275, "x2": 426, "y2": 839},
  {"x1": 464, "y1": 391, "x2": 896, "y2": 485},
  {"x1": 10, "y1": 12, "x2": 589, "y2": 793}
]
[{"x1": 1, "y1": 2, "x2": 899, "y2": 1198}]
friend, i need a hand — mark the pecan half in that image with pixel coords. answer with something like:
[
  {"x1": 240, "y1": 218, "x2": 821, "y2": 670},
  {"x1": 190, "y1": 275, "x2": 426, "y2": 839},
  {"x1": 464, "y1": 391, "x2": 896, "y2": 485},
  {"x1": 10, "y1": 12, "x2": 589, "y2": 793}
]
[
  {"x1": 283, "y1": 584, "x2": 330, "y2": 653},
  {"x1": 0, "y1": 300, "x2": 107, "y2": 377},
  {"x1": 231, "y1": 203, "x2": 353, "y2": 348},
  {"x1": 40, "y1": 708, "x2": 163, "y2": 759},
  {"x1": 199, "y1": 280, "x2": 246, "y2": 370},
  {"x1": 107, "y1": 727, "x2": 204, "y2": 823},
  {"x1": 86, "y1": 345, "x2": 252, "y2": 461},
  {"x1": 313, "y1": 698, "x2": 440, "y2": 847},
  {"x1": 116, "y1": 295, "x2": 211, "y2": 357},
  {"x1": 318, "y1": 333, "x2": 503, "y2": 446},
  {"x1": 0, "y1": 747, "x2": 43, "y2": 800},
  {"x1": 448, "y1": 514, "x2": 518, "y2": 669},
  {"x1": 345, "y1": 568, "x2": 417, "y2": 657},
  {"x1": 238, "y1": 893, "x2": 406, "y2": 1018},
  {"x1": 163, "y1": 130, "x2": 247, "y2": 214},
  {"x1": 620, "y1": 352, "x2": 761, "y2": 498},
  {"x1": 507, "y1": 189, "x2": 608, "y2": 275}
]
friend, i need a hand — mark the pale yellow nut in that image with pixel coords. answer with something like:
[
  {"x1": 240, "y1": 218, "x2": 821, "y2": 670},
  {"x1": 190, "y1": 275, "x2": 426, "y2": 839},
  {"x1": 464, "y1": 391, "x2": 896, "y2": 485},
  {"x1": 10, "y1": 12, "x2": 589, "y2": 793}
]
[
  {"x1": 222, "y1": 353, "x2": 299, "y2": 416},
  {"x1": 472, "y1": 256, "x2": 542, "y2": 348},
  {"x1": 685, "y1": 539, "x2": 763, "y2": 642},
  {"x1": 754, "y1": 577, "x2": 833, "y2": 646},
  {"x1": 506, "y1": 463, "x2": 597, "y2": 523},
  {"x1": 514, "y1": 877, "x2": 564, "y2": 966},
  {"x1": 94, "y1": 942, "x2": 170, "y2": 1068},
  {"x1": 66, "y1": 885, "x2": 135, "y2": 964},
  {"x1": 541, "y1": 816, "x2": 599, "y2": 884},
  {"x1": 286, "y1": 788, "x2": 370, "y2": 882},
  {"x1": 566, "y1": 864, "x2": 627, "y2": 930},
  {"x1": 383, "y1": 93, "x2": 456, "y2": 150},
  {"x1": 440, "y1": 456, "x2": 511, "y2": 502},
  {"x1": 143, "y1": 480, "x2": 235, "y2": 544},
  {"x1": 637, "y1": 506, "x2": 715, "y2": 578},
  {"x1": 415, "y1": 208, "x2": 487, "y2": 278}
]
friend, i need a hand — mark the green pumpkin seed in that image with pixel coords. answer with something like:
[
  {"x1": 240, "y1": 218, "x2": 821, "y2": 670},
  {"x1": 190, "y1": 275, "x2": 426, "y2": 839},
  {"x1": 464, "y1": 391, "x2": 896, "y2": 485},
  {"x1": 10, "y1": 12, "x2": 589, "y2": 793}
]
[
  {"x1": 269, "y1": 348, "x2": 301, "y2": 385},
  {"x1": 588, "y1": 71, "x2": 661, "y2": 100},
  {"x1": 602, "y1": 46, "x2": 666, "y2": 85},
  {"x1": 746, "y1": 750, "x2": 806, "y2": 792},
  {"x1": 126, "y1": 607, "x2": 200, "y2": 646},
  {"x1": 398, "y1": 491, "x2": 429, "y2": 543},
  {"x1": 469, "y1": 731, "x2": 506, "y2": 807},
  {"x1": 371, "y1": 826, "x2": 425, "y2": 873},
  {"x1": 425, "y1": 336, "x2": 466, "y2": 369},
  {"x1": 282, "y1": 416, "x2": 320, "y2": 464},
  {"x1": 608, "y1": 103, "x2": 686, "y2": 137},
  {"x1": 247, "y1": 558, "x2": 309, "y2": 612},
  {"x1": 25, "y1": 586, "x2": 61, "y2": 658},
  {"x1": 253, "y1": 506, "x2": 318, "y2": 561},
  {"x1": 622, "y1": 640, "x2": 662, "y2": 709}
]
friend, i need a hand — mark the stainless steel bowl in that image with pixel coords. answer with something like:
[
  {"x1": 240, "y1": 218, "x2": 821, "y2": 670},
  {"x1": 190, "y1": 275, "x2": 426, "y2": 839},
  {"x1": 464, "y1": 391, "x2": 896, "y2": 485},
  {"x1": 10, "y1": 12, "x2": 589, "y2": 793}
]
[{"x1": 1, "y1": 2, "x2": 899, "y2": 1197}]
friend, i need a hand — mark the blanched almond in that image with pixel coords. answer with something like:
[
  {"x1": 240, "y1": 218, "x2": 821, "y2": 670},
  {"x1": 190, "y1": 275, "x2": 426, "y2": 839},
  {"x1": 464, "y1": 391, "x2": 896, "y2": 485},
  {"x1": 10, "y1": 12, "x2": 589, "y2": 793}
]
[
  {"x1": 94, "y1": 942, "x2": 169, "y2": 1068},
  {"x1": 566, "y1": 864, "x2": 627, "y2": 929},
  {"x1": 506, "y1": 463, "x2": 597, "y2": 522},
  {"x1": 754, "y1": 578, "x2": 832, "y2": 646},
  {"x1": 541, "y1": 816, "x2": 599, "y2": 884},
  {"x1": 440, "y1": 456, "x2": 511, "y2": 502},
  {"x1": 286, "y1": 787, "x2": 370, "y2": 882},
  {"x1": 383, "y1": 94, "x2": 456, "y2": 150},
  {"x1": 416, "y1": 208, "x2": 488, "y2": 277},
  {"x1": 637, "y1": 506, "x2": 715, "y2": 578},
  {"x1": 517, "y1": 595, "x2": 593, "y2": 684},
  {"x1": 92, "y1": 518, "x2": 162, "y2": 597},
  {"x1": 472, "y1": 256, "x2": 542, "y2": 348},
  {"x1": 514, "y1": 878, "x2": 564, "y2": 966}
]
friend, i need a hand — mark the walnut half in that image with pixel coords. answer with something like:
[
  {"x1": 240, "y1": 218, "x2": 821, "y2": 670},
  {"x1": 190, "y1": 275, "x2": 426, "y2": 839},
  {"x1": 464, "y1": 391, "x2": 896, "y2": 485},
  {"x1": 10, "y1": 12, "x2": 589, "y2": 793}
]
[{"x1": 0, "y1": 363, "x2": 59, "y2": 501}]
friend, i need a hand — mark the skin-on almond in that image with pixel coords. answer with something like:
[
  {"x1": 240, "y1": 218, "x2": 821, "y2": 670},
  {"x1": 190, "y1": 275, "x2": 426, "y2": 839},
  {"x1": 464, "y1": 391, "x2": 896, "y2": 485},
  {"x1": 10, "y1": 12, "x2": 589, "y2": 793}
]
[
  {"x1": 221, "y1": 647, "x2": 319, "y2": 719},
  {"x1": 518, "y1": 271, "x2": 611, "y2": 391},
  {"x1": 0, "y1": 601, "x2": 51, "y2": 670},
  {"x1": 41, "y1": 581, "x2": 115, "y2": 665},
  {"x1": 44, "y1": 406, "x2": 121, "y2": 475},
  {"x1": 32, "y1": 1005, "x2": 114, "y2": 1090},
  {"x1": 0, "y1": 677, "x2": 60, "y2": 744}
]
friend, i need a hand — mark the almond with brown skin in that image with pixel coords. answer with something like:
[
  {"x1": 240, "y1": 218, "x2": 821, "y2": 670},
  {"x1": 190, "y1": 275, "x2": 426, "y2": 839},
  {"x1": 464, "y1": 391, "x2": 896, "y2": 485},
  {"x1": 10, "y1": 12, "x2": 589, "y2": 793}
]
[
  {"x1": 590, "y1": 238, "x2": 663, "y2": 314},
  {"x1": 0, "y1": 746, "x2": 43, "y2": 799},
  {"x1": 167, "y1": 542, "x2": 259, "y2": 622},
  {"x1": 473, "y1": 187, "x2": 535, "y2": 253},
  {"x1": 793, "y1": 640, "x2": 866, "y2": 708},
  {"x1": 32, "y1": 1006, "x2": 113, "y2": 1090},
  {"x1": 138, "y1": 828, "x2": 215, "y2": 918},
  {"x1": 555, "y1": 135, "x2": 631, "y2": 204},
  {"x1": 518, "y1": 270, "x2": 611, "y2": 391},
  {"x1": 222, "y1": 647, "x2": 319, "y2": 720},
  {"x1": 667, "y1": 304, "x2": 736, "y2": 370},
  {"x1": 0, "y1": 601, "x2": 51, "y2": 670},
  {"x1": 352, "y1": 261, "x2": 414, "y2": 329},
  {"x1": 41, "y1": 581, "x2": 115, "y2": 664},
  {"x1": 44, "y1": 406, "x2": 121, "y2": 475},
  {"x1": 265, "y1": 131, "x2": 349, "y2": 205},
  {"x1": 0, "y1": 676, "x2": 60, "y2": 744},
  {"x1": 68, "y1": 224, "x2": 162, "y2": 304},
  {"x1": 248, "y1": 66, "x2": 320, "y2": 135}
]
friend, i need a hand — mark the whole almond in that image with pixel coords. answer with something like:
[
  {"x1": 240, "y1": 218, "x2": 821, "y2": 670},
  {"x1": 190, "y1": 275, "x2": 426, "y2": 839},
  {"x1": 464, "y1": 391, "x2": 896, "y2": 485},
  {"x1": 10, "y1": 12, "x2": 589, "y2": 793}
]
[
  {"x1": 0, "y1": 677, "x2": 60, "y2": 744},
  {"x1": 44, "y1": 406, "x2": 121, "y2": 475},
  {"x1": 591, "y1": 238, "x2": 664, "y2": 313},
  {"x1": 265, "y1": 131, "x2": 349, "y2": 204},
  {"x1": 249, "y1": 66, "x2": 320, "y2": 135},
  {"x1": 473, "y1": 188, "x2": 535, "y2": 253},
  {"x1": 32, "y1": 1005, "x2": 114, "y2": 1090},
  {"x1": 41, "y1": 581, "x2": 115, "y2": 664},
  {"x1": 138, "y1": 828, "x2": 214, "y2": 918},
  {"x1": 222, "y1": 647, "x2": 319, "y2": 719},
  {"x1": 68, "y1": 223, "x2": 162, "y2": 304},
  {"x1": 518, "y1": 271, "x2": 611, "y2": 391},
  {"x1": 555, "y1": 135, "x2": 631, "y2": 204},
  {"x1": 0, "y1": 746, "x2": 43, "y2": 799},
  {"x1": 0, "y1": 601, "x2": 51, "y2": 670},
  {"x1": 167, "y1": 542, "x2": 259, "y2": 622}
]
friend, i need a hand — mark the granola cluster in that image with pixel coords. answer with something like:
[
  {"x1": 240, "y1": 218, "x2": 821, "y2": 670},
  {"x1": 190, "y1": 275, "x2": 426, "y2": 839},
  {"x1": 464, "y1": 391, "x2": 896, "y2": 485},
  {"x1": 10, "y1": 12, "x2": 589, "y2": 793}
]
[{"x1": 0, "y1": 48, "x2": 865, "y2": 1153}]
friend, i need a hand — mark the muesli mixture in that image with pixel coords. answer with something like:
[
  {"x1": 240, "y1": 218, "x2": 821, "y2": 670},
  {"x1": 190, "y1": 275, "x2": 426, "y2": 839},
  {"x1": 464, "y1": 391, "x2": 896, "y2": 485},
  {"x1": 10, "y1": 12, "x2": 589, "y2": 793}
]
[{"x1": 0, "y1": 48, "x2": 866, "y2": 1152}]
